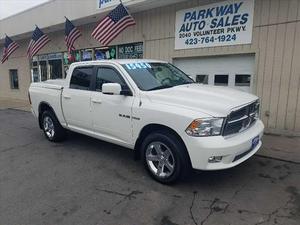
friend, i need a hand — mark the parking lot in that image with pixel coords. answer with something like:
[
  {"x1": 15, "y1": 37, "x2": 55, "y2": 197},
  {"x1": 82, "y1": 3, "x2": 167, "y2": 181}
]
[{"x1": 0, "y1": 109, "x2": 299, "y2": 225}]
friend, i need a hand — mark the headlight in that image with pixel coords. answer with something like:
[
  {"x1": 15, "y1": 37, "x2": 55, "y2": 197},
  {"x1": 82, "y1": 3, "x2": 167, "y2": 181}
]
[
  {"x1": 185, "y1": 118, "x2": 224, "y2": 137},
  {"x1": 254, "y1": 100, "x2": 260, "y2": 119}
]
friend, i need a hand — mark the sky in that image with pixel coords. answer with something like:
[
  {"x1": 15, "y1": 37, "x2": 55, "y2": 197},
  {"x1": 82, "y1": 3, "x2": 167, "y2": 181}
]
[{"x1": 0, "y1": 0, "x2": 50, "y2": 20}]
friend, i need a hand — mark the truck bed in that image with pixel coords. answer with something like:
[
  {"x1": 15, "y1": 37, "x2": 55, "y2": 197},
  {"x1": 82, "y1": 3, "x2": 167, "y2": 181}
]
[
  {"x1": 29, "y1": 80, "x2": 67, "y2": 127},
  {"x1": 30, "y1": 79, "x2": 66, "y2": 90}
]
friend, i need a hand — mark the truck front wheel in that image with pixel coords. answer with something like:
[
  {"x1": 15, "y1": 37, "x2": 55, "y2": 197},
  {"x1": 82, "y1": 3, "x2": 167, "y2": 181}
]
[
  {"x1": 42, "y1": 110, "x2": 66, "y2": 142},
  {"x1": 141, "y1": 131, "x2": 190, "y2": 184}
]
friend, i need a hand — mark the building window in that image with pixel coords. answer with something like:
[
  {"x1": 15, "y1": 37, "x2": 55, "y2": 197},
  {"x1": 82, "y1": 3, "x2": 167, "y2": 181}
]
[
  {"x1": 9, "y1": 69, "x2": 19, "y2": 89},
  {"x1": 235, "y1": 74, "x2": 251, "y2": 86},
  {"x1": 214, "y1": 74, "x2": 228, "y2": 86},
  {"x1": 31, "y1": 56, "x2": 40, "y2": 82},
  {"x1": 31, "y1": 68, "x2": 39, "y2": 82},
  {"x1": 196, "y1": 75, "x2": 208, "y2": 84},
  {"x1": 39, "y1": 60, "x2": 48, "y2": 81},
  {"x1": 30, "y1": 42, "x2": 143, "y2": 83},
  {"x1": 81, "y1": 49, "x2": 93, "y2": 61},
  {"x1": 95, "y1": 47, "x2": 117, "y2": 60}
]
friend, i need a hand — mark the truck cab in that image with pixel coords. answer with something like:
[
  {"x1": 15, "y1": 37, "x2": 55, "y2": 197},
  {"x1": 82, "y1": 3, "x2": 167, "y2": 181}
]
[{"x1": 29, "y1": 59, "x2": 264, "y2": 184}]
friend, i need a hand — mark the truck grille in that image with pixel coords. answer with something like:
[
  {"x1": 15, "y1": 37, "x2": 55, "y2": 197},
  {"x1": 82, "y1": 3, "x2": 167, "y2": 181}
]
[{"x1": 223, "y1": 101, "x2": 259, "y2": 136}]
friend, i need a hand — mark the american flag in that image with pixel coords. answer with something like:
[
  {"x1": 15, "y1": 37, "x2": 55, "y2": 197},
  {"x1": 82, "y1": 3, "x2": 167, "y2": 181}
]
[
  {"x1": 92, "y1": 3, "x2": 136, "y2": 46},
  {"x1": 65, "y1": 18, "x2": 82, "y2": 53},
  {"x1": 1, "y1": 35, "x2": 19, "y2": 64},
  {"x1": 27, "y1": 26, "x2": 50, "y2": 58}
]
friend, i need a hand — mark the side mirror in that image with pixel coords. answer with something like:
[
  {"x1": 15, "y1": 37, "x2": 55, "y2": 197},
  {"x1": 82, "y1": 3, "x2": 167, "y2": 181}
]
[{"x1": 102, "y1": 83, "x2": 121, "y2": 95}]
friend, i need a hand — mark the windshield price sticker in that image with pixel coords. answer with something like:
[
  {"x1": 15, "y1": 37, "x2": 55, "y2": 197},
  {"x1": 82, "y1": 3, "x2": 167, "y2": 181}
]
[
  {"x1": 125, "y1": 63, "x2": 152, "y2": 70},
  {"x1": 175, "y1": 0, "x2": 254, "y2": 49}
]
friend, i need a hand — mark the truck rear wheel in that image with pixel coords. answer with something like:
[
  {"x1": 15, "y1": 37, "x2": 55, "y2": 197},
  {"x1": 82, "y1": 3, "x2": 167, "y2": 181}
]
[
  {"x1": 42, "y1": 110, "x2": 66, "y2": 142},
  {"x1": 141, "y1": 131, "x2": 190, "y2": 184}
]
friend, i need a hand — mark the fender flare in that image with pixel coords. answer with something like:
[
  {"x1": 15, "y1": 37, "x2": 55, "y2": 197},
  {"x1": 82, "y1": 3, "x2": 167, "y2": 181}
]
[{"x1": 37, "y1": 101, "x2": 58, "y2": 129}]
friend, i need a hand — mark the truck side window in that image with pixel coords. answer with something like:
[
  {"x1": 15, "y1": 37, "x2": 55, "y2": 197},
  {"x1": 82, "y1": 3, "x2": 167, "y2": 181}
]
[
  {"x1": 96, "y1": 67, "x2": 126, "y2": 92},
  {"x1": 70, "y1": 67, "x2": 93, "y2": 90}
]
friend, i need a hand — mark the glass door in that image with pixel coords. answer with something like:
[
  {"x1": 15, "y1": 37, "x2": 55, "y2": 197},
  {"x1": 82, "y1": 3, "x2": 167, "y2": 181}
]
[
  {"x1": 39, "y1": 60, "x2": 48, "y2": 81},
  {"x1": 49, "y1": 59, "x2": 63, "y2": 79},
  {"x1": 31, "y1": 68, "x2": 40, "y2": 82}
]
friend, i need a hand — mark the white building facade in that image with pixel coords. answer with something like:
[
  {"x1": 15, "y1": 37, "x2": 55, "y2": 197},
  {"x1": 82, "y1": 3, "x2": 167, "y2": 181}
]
[{"x1": 0, "y1": 0, "x2": 300, "y2": 136}]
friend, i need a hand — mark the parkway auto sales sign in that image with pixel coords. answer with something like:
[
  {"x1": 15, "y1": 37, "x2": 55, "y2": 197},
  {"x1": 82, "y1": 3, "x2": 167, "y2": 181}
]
[
  {"x1": 175, "y1": 0, "x2": 254, "y2": 50},
  {"x1": 98, "y1": 0, "x2": 120, "y2": 9}
]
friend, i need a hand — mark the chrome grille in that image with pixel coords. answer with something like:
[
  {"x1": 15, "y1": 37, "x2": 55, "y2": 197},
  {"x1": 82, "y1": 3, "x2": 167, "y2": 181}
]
[{"x1": 223, "y1": 101, "x2": 259, "y2": 136}]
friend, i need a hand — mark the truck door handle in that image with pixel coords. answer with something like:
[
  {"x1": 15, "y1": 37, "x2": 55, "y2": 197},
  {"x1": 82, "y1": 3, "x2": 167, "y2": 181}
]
[
  {"x1": 63, "y1": 95, "x2": 71, "y2": 99},
  {"x1": 92, "y1": 99, "x2": 102, "y2": 104}
]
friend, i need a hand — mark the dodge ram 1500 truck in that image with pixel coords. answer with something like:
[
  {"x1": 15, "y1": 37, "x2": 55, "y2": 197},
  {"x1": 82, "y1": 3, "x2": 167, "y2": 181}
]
[{"x1": 29, "y1": 59, "x2": 264, "y2": 183}]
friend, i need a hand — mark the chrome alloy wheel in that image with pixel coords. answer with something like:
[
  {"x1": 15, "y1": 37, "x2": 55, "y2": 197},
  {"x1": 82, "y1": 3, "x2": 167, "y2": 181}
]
[
  {"x1": 43, "y1": 116, "x2": 55, "y2": 139},
  {"x1": 145, "y1": 141, "x2": 175, "y2": 178}
]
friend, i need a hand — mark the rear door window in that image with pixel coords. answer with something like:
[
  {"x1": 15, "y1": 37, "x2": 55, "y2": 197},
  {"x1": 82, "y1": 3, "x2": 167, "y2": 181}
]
[{"x1": 70, "y1": 67, "x2": 93, "y2": 90}]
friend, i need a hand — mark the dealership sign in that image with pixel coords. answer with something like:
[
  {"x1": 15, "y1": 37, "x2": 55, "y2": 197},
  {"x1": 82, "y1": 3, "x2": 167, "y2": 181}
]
[
  {"x1": 175, "y1": 0, "x2": 254, "y2": 50},
  {"x1": 118, "y1": 42, "x2": 143, "y2": 59},
  {"x1": 98, "y1": 0, "x2": 120, "y2": 9}
]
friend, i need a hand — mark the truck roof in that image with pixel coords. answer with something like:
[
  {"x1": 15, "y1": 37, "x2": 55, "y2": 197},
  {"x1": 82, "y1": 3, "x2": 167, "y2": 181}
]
[{"x1": 70, "y1": 59, "x2": 168, "y2": 67}]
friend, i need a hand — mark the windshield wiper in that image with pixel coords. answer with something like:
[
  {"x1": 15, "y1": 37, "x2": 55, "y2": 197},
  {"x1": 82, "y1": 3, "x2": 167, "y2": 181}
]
[
  {"x1": 147, "y1": 85, "x2": 173, "y2": 91},
  {"x1": 176, "y1": 81, "x2": 194, "y2": 86}
]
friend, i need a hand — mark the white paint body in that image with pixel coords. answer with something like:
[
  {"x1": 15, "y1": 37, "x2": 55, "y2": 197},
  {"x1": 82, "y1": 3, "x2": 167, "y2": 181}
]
[{"x1": 29, "y1": 59, "x2": 264, "y2": 170}]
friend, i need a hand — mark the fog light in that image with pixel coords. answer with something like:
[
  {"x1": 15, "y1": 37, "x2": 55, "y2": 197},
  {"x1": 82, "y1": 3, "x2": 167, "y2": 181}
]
[{"x1": 208, "y1": 156, "x2": 223, "y2": 163}]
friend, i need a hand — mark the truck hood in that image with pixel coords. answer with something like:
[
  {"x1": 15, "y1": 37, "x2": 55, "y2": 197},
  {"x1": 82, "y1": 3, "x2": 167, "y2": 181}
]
[{"x1": 145, "y1": 84, "x2": 258, "y2": 117}]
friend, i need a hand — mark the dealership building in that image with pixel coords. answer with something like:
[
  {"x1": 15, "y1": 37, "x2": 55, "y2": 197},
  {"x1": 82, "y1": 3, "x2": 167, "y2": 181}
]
[{"x1": 0, "y1": 0, "x2": 300, "y2": 136}]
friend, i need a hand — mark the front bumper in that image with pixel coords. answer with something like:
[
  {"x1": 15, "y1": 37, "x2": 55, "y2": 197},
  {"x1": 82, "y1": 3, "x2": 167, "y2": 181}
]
[{"x1": 183, "y1": 120, "x2": 264, "y2": 170}]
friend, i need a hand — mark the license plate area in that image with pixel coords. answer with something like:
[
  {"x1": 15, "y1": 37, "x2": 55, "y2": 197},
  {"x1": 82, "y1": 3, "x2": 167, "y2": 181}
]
[
  {"x1": 233, "y1": 136, "x2": 260, "y2": 162},
  {"x1": 252, "y1": 135, "x2": 260, "y2": 150}
]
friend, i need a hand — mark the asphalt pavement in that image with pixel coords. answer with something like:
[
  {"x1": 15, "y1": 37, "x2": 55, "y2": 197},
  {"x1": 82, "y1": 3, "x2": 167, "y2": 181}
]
[{"x1": 0, "y1": 109, "x2": 299, "y2": 225}]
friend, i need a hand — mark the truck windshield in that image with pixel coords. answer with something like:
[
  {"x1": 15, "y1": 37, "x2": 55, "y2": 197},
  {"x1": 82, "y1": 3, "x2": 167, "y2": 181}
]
[{"x1": 122, "y1": 62, "x2": 194, "y2": 91}]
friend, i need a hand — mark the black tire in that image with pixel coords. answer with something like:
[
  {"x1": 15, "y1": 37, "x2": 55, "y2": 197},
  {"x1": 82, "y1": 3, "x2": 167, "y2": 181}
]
[
  {"x1": 41, "y1": 110, "x2": 66, "y2": 142},
  {"x1": 141, "y1": 130, "x2": 191, "y2": 184}
]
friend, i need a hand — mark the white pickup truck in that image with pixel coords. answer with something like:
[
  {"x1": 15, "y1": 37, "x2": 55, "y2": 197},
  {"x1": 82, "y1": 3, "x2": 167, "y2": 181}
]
[{"x1": 29, "y1": 59, "x2": 264, "y2": 183}]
